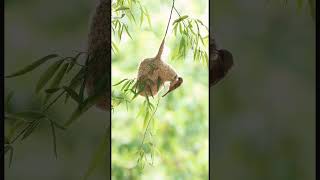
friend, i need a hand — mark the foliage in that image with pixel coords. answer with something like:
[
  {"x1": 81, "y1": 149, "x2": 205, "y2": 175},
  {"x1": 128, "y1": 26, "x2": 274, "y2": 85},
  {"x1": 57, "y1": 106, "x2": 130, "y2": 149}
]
[{"x1": 111, "y1": 0, "x2": 208, "y2": 178}]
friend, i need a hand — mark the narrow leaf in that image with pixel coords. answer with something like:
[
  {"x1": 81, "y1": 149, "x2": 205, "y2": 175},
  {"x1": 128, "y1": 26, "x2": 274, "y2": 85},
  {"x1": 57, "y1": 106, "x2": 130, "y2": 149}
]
[
  {"x1": 6, "y1": 54, "x2": 59, "y2": 78},
  {"x1": 173, "y1": 15, "x2": 188, "y2": 25},
  {"x1": 63, "y1": 86, "x2": 81, "y2": 103},
  {"x1": 36, "y1": 60, "x2": 64, "y2": 93},
  {"x1": 45, "y1": 88, "x2": 61, "y2": 94},
  {"x1": 45, "y1": 63, "x2": 69, "y2": 103},
  {"x1": 115, "y1": 6, "x2": 130, "y2": 11},
  {"x1": 49, "y1": 119, "x2": 58, "y2": 159},
  {"x1": 113, "y1": 79, "x2": 128, "y2": 86},
  {"x1": 21, "y1": 119, "x2": 42, "y2": 140}
]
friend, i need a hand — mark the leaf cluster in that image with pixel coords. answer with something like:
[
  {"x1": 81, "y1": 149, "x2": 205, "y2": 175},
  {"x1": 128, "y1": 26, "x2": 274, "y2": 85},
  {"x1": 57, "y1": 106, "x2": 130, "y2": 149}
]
[
  {"x1": 4, "y1": 93, "x2": 65, "y2": 167},
  {"x1": 111, "y1": 0, "x2": 151, "y2": 53},
  {"x1": 171, "y1": 15, "x2": 209, "y2": 65}
]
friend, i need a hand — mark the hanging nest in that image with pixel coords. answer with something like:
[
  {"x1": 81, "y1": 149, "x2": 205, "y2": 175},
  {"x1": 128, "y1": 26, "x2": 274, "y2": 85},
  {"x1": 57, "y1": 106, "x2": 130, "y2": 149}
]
[{"x1": 86, "y1": 0, "x2": 111, "y2": 111}]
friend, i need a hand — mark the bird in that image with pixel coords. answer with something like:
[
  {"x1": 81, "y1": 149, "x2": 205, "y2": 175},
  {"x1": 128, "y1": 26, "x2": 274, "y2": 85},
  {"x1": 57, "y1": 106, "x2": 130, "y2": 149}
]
[{"x1": 209, "y1": 36, "x2": 233, "y2": 87}]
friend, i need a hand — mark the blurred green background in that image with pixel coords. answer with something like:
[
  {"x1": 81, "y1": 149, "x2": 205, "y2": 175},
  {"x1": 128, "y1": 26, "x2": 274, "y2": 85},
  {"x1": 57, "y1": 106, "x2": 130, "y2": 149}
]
[
  {"x1": 111, "y1": 0, "x2": 208, "y2": 179},
  {"x1": 211, "y1": 0, "x2": 315, "y2": 180},
  {"x1": 5, "y1": 0, "x2": 109, "y2": 179}
]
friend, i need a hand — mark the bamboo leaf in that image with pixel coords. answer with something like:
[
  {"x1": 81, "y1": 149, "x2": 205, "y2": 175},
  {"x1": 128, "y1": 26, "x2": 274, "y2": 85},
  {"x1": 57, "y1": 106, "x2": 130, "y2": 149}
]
[
  {"x1": 120, "y1": 25, "x2": 124, "y2": 40},
  {"x1": 65, "y1": 68, "x2": 86, "y2": 104},
  {"x1": 67, "y1": 53, "x2": 83, "y2": 73},
  {"x1": 49, "y1": 119, "x2": 58, "y2": 159},
  {"x1": 63, "y1": 86, "x2": 81, "y2": 104},
  {"x1": 64, "y1": 70, "x2": 110, "y2": 127},
  {"x1": 173, "y1": 24, "x2": 178, "y2": 36},
  {"x1": 64, "y1": 94, "x2": 103, "y2": 127},
  {"x1": 121, "y1": 80, "x2": 130, "y2": 91},
  {"x1": 45, "y1": 88, "x2": 61, "y2": 94},
  {"x1": 124, "y1": 25, "x2": 133, "y2": 39},
  {"x1": 112, "y1": 41, "x2": 120, "y2": 53},
  {"x1": 5, "y1": 145, "x2": 14, "y2": 167},
  {"x1": 129, "y1": 11, "x2": 136, "y2": 24},
  {"x1": 6, "y1": 117, "x2": 27, "y2": 142},
  {"x1": 144, "y1": 8, "x2": 152, "y2": 28},
  {"x1": 21, "y1": 119, "x2": 42, "y2": 140},
  {"x1": 6, "y1": 54, "x2": 59, "y2": 78},
  {"x1": 173, "y1": 15, "x2": 188, "y2": 25},
  {"x1": 143, "y1": 111, "x2": 150, "y2": 130},
  {"x1": 36, "y1": 60, "x2": 64, "y2": 93},
  {"x1": 115, "y1": 6, "x2": 130, "y2": 11},
  {"x1": 45, "y1": 63, "x2": 69, "y2": 103},
  {"x1": 113, "y1": 79, "x2": 128, "y2": 86}
]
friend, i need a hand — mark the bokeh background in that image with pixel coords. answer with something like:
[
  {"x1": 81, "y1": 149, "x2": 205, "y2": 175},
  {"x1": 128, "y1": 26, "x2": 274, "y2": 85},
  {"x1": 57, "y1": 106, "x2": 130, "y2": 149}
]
[
  {"x1": 111, "y1": 0, "x2": 208, "y2": 179},
  {"x1": 5, "y1": 0, "x2": 209, "y2": 179},
  {"x1": 211, "y1": 0, "x2": 315, "y2": 180},
  {"x1": 5, "y1": 0, "x2": 109, "y2": 179}
]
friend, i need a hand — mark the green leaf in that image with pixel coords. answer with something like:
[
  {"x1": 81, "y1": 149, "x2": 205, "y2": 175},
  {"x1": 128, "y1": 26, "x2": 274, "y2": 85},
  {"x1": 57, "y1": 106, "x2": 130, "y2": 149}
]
[
  {"x1": 21, "y1": 118, "x2": 42, "y2": 140},
  {"x1": 36, "y1": 60, "x2": 64, "y2": 93},
  {"x1": 69, "y1": 67, "x2": 86, "y2": 88},
  {"x1": 63, "y1": 86, "x2": 81, "y2": 104},
  {"x1": 112, "y1": 41, "x2": 120, "y2": 53},
  {"x1": 199, "y1": 34, "x2": 205, "y2": 45},
  {"x1": 5, "y1": 145, "x2": 14, "y2": 167},
  {"x1": 67, "y1": 53, "x2": 83, "y2": 73},
  {"x1": 124, "y1": 25, "x2": 133, "y2": 39},
  {"x1": 5, "y1": 54, "x2": 59, "y2": 78},
  {"x1": 173, "y1": 15, "x2": 188, "y2": 25},
  {"x1": 5, "y1": 118, "x2": 25, "y2": 141},
  {"x1": 45, "y1": 88, "x2": 61, "y2": 94},
  {"x1": 45, "y1": 63, "x2": 69, "y2": 103},
  {"x1": 121, "y1": 80, "x2": 130, "y2": 91},
  {"x1": 143, "y1": 111, "x2": 150, "y2": 130},
  {"x1": 120, "y1": 25, "x2": 124, "y2": 40},
  {"x1": 173, "y1": 24, "x2": 178, "y2": 36},
  {"x1": 129, "y1": 11, "x2": 136, "y2": 24},
  {"x1": 144, "y1": 8, "x2": 152, "y2": 28},
  {"x1": 179, "y1": 23, "x2": 183, "y2": 34},
  {"x1": 83, "y1": 129, "x2": 110, "y2": 180},
  {"x1": 115, "y1": 6, "x2": 130, "y2": 11},
  {"x1": 49, "y1": 119, "x2": 58, "y2": 159},
  {"x1": 64, "y1": 94, "x2": 103, "y2": 127},
  {"x1": 113, "y1": 79, "x2": 128, "y2": 86},
  {"x1": 65, "y1": 68, "x2": 86, "y2": 104}
]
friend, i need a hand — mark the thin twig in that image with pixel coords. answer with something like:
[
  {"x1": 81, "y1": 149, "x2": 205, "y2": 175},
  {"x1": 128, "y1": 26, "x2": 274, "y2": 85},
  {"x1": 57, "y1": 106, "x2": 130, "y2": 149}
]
[
  {"x1": 163, "y1": 0, "x2": 176, "y2": 40},
  {"x1": 139, "y1": 98, "x2": 160, "y2": 149}
]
